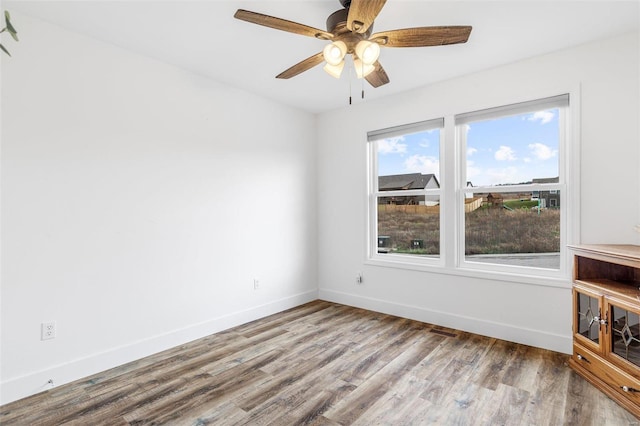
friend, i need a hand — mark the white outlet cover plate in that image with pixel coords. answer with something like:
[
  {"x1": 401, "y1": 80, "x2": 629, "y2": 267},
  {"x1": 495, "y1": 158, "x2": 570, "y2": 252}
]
[{"x1": 41, "y1": 321, "x2": 56, "y2": 340}]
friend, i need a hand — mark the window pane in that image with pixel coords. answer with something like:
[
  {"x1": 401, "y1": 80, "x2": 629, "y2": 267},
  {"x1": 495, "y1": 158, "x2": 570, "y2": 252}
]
[
  {"x1": 465, "y1": 109, "x2": 559, "y2": 187},
  {"x1": 374, "y1": 128, "x2": 441, "y2": 258},
  {"x1": 465, "y1": 191, "x2": 560, "y2": 269},
  {"x1": 377, "y1": 198, "x2": 440, "y2": 256},
  {"x1": 377, "y1": 129, "x2": 440, "y2": 183}
]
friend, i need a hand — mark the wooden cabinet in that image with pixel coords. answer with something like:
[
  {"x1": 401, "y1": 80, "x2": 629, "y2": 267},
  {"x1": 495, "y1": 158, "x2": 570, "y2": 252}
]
[{"x1": 569, "y1": 244, "x2": 640, "y2": 418}]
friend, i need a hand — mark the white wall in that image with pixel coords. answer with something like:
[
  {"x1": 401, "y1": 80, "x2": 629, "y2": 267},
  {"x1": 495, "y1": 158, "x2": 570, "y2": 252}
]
[
  {"x1": 317, "y1": 32, "x2": 639, "y2": 354},
  {"x1": 0, "y1": 12, "x2": 317, "y2": 404}
]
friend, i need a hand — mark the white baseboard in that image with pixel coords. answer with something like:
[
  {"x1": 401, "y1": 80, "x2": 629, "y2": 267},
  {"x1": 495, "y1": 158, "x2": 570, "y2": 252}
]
[
  {"x1": 318, "y1": 289, "x2": 572, "y2": 355},
  {"x1": 0, "y1": 290, "x2": 318, "y2": 406}
]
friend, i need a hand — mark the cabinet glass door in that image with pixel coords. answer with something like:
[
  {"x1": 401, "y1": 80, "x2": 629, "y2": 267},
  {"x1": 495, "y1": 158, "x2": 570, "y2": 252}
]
[
  {"x1": 575, "y1": 289, "x2": 601, "y2": 345},
  {"x1": 610, "y1": 301, "x2": 640, "y2": 367}
]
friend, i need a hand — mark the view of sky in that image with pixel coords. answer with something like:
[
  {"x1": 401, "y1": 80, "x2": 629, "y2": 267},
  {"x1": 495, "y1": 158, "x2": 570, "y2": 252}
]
[
  {"x1": 376, "y1": 129, "x2": 441, "y2": 179},
  {"x1": 376, "y1": 109, "x2": 560, "y2": 187}
]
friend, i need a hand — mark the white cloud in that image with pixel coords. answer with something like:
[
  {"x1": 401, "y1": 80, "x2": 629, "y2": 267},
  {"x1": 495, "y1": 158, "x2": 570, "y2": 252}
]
[
  {"x1": 467, "y1": 147, "x2": 478, "y2": 156},
  {"x1": 495, "y1": 145, "x2": 517, "y2": 161},
  {"x1": 528, "y1": 142, "x2": 557, "y2": 160},
  {"x1": 486, "y1": 167, "x2": 520, "y2": 185},
  {"x1": 527, "y1": 110, "x2": 555, "y2": 124},
  {"x1": 377, "y1": 137, "x2": 407, "y2": 155},
  {"x1": 404, "y1": 154, "x2": 439, "y2": 175},
  {"x1": 466, "y1": 165, "x2": 482, "y2": 181}
]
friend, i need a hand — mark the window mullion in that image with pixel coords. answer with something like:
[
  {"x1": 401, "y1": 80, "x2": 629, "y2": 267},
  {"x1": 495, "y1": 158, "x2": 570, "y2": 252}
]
[{"x1": 443, "y1": 115, "x2": 457, "y2": 268}]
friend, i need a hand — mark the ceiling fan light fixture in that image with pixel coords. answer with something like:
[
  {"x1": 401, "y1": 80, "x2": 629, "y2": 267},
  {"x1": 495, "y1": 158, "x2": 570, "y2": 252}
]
[
  {"x1": 234, "y1": 2, "x2": 472, "y2": 90},
  {"x1": 323, "y1": 61, "x2": 345, "y2": 78},
  {"x1": 354, "y1": 58, "x2": 375, "y2": 78},
  {"x1": 355, "y1": 40, "x2": 380, "y2": 66},
  {"x1": 322, "y1": 41, "x2": 347, "y2": 66}
]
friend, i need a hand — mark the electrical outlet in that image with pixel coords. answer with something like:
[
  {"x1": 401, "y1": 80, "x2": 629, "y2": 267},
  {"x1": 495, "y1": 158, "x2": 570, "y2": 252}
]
[
  {"x1": 41, "y1": 321, "x2": 56, "y2": 340},
  {"x1": 356, "y1": 272, "x2": 363, "y2": 284},
  {"x1": 253, "y1": 278, "x2": 260, "y2": 290}
]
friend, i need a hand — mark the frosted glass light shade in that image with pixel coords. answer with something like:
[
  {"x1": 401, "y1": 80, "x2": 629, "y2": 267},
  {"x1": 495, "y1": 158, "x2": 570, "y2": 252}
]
[
  {"x1": 354, "y1": 59, "x2": 375, "y2": 78},
  {"x1": 355, "y1": 40, "x2": 380, "y2": 65},
  {"x1": 323, "y1": 61, "x2": 345, "y2": 78},
  {"x1": 322, "y1": 41, "x2": 347, "y2": 66}
]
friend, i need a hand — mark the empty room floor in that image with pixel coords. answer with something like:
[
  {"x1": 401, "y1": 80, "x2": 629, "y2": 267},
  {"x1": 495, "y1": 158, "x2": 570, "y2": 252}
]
[{"x1": 1, "y1": 301, "x2": 636, "y2": 425}]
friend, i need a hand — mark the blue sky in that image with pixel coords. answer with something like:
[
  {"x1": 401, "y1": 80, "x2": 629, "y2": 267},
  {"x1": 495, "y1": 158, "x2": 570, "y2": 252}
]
[
  {"x1": 377, "y1": 109, "x2": 560, "y2": 187},
  {"x1": 377, "y1": 129, "x2": 441, "y2": 179}
]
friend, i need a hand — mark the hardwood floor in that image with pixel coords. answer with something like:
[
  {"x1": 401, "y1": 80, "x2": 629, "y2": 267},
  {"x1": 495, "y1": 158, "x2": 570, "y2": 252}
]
[{"x1": 1, "y1": 301, "x2": 637, "y2": 425}]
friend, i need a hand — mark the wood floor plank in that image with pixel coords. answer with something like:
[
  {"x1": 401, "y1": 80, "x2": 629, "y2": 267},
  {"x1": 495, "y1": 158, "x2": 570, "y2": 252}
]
[
  {"x1": 324, "y1": 333, "x2": 445, "y2": 424},
  {"x1": 338, "y1": 317, "x2": 431, "y2": 385},
  {"x1": 469, "y1": 339, "x2": 516, "y2": 391},
  {"x1": 279, "y1": 381, "x2": 357, "y2": 426},
  {"x1": 350, "y1": 374, "x2": 431, "y2": 426},
  {"x1": 1, "y1": 301, "x2": 637, "y2": 425},
  {"x1": 123, "y1": 349, "x2": 284, "y2": 424},
  {"x1": 520, "y1": 349, "x2": 573, "y2": 425},
  {"x1": 562, "y1": 368, "x2": 598, "y2": 425},
  {"x1": 0, "y1": 381, "x2": 91, "y2": 425},
  {"x1": 436, "y1": 381, "x2": 495, "y2": 425},
  {"x1": 170, "y1": 401, "x2": 248, "y2": 426},
  {"x1": 237, "y1": 343, "x2": 355, "y2": 412},
  {"x1": 480, "y1": 383, "x2": 530, "y2": 425},
  {"x1": 232, "y1": 301, "x2": 334, "y2": 336}
]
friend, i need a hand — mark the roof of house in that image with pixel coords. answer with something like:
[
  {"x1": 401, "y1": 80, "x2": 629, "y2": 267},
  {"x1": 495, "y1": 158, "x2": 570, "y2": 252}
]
[
  {"x1": 378, "y1": 173, "x2": 439, "y2": 191},
  {"x1": 532, "y1": 177, "x2": 559, "y2": 184}
]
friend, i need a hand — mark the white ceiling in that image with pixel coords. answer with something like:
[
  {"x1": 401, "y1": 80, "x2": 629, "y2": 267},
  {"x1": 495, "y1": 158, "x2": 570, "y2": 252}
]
[{"x1": 7, "y1": 0, "x2": 640, "y2": 113}]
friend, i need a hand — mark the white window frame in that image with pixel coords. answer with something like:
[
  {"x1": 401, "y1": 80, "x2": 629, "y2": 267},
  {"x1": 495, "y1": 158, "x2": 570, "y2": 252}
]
[
  {"x1": 456, "y1": 94, "x2": 570, "y2": 279},
  {"x1": 367, "y1": 118, "x2": 445, "y2": 266},
  {"x1": 366, "y1": 90, "x2": 579, "y2": 287}
]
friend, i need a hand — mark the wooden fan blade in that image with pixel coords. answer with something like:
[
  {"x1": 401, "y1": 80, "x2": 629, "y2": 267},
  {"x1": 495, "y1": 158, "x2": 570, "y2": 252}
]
[
  {"x1": 347, "y1": 0, "x2": 387, "y2": 33},
  {"x1": 365, "y1": 61, "x2": 390, "y2": 88},
  {"x1": 371, "y1": 26, "x2": 472, "y2": 48},
  {"x1": 234, "y1": 9, "x2": 333, "y2": 40},
  {"x1": 276, "y1": 52, "x2": 325, "y2": 79}
]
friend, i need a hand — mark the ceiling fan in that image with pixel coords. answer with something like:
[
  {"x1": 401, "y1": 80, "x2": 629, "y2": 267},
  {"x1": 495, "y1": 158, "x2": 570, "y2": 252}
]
[{"x1": 234, "y1": 0, "x2": 472, "y2": 89}]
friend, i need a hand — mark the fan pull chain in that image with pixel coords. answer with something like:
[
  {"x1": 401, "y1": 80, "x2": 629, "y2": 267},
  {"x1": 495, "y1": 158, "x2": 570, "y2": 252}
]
[
  {"x1": 361, "y1": 60, "x2": 365, "y2": 99},
  {"x1": 348, "y1": 63, "x2": 353, "y2": 105}
]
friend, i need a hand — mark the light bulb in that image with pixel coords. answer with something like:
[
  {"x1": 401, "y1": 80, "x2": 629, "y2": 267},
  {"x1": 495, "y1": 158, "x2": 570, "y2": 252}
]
[
  {"x1": 355, "y1": 40, "x2": 380, "y2": 66},
  {"x1": 322, "y1": 41, "x2": 347, "y2": 66},
  {"x1": 354, "y1": 58, "x2": 375, "y2": 78},
  {"x1": 323, "y1": 61, "x2": 345, "y2": 78}
]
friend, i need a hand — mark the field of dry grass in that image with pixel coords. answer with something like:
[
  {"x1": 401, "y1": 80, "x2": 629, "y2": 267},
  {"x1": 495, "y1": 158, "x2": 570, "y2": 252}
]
[{"x1": 378, "y1": 205, "x2": 560, "y2": 255}]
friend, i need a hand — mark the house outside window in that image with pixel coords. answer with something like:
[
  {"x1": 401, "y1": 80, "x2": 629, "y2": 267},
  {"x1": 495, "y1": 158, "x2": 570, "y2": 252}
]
[{"x1": 533, "y1": 177, "x2": 560, "y2": 209}]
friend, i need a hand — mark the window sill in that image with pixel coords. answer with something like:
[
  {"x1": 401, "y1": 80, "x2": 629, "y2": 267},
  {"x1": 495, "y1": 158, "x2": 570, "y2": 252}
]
[{"x1": 364, "y1": 256, "x2": 571, "y2": 289}]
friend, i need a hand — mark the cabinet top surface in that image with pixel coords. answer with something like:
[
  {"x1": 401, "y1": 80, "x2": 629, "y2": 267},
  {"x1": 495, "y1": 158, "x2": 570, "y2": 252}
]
[{"x1": 568, "y1": 244, "x2": 640, "y2": 262}]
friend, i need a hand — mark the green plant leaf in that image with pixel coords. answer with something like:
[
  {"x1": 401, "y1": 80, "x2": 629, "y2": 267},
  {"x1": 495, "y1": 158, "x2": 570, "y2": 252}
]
[
  {"x1": 0, "y1": 43, "x2": 11, "y2": 57},
  {"x1": 5, "y1": 11, "x2": 17, "y2": 40}
]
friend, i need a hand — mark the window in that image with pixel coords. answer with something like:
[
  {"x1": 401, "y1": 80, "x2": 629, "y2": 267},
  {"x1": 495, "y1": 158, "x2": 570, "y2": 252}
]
[
  {"x1": 368, "y1": 94, "x2": 572, "y2": 279},
  {"x1": 368, "y1": 119, "x2": 443, "y2": 260},
  {"x1": 458, "y1": 95, "x2": 568, "y2": 272}
]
